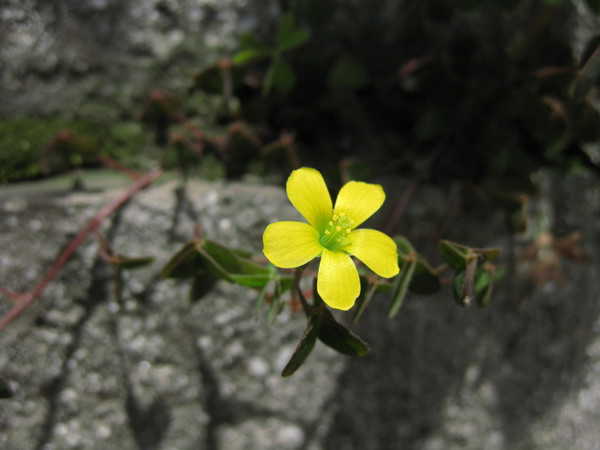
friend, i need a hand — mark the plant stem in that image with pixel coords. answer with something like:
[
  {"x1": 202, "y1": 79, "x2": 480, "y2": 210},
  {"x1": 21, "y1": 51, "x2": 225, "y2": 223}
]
[{"x1": 0, "y1": 167, "x2": 163, "y2": 332}]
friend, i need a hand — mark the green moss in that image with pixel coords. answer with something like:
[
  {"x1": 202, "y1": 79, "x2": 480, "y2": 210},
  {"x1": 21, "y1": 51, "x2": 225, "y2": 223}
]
[{"x1": 0, "y1": 117, "x2": 153, "y2": 183}]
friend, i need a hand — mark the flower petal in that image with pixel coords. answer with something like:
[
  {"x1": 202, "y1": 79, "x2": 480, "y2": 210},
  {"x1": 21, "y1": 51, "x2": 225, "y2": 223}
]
[
  {"x1": 346, "y1": 229, "x2": 400, "y2": 278},
  {"x1": 263, "y1": 221, "x2": 322, "y2": 268},
  {"x1": 333, "y1": 181, "x2": 385, "y2": 228},
  {"x1": 317, "y1": 249, "x2": 360, "y2": 310},
  {"x1": 286, "y1": 167, "x2": 333, "y2": 230}
]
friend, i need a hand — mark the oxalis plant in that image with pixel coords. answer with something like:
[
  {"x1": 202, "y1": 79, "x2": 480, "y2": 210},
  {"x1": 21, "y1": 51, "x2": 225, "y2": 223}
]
[
  {"x1": 0, "y1": 163, "x2": 502, "y2": 398},
  {"x1": 160, "y1": 166, "x2": 502, "y2": 377},
  {"x1": 0, "y1": 165, "x2": 502, "y2": 399}
]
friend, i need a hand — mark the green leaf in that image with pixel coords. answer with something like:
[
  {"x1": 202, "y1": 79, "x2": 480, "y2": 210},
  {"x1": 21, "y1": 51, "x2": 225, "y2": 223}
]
[
  {"x1": 277, "y1": 29, "x2": 311, "y2": 52},
  {"x1": 318, "y1": 316, "x2": 370, "y2": 356},
  {"x1": 230, "y1": 273, "x2": 272, "y2": 288},
  {"x1": 161, "y1": 240, "x2": 205, "y2": 279},
  {"x1": 117, "y1": 255, "x2": 155, "y2": 271},
  {"x1": 473, "y1": 268, "x2": 492, "y2": 307},
  {"x1": 584, "y1": 0, "x2": 600, "y2": 14},
  {"x1": 439, "y1": 240, "x2": 469, "y2": 271},
  {"x1": 264, "y1": 58, "x2": 295, "y2": 94},
  {"x1": 237, "y1": 32, "x2": 269, "y2": 51},
  {"x1": 389, "y1": 259, "x2": 417, "y2": 318},
  {"x1": 281, "y1": 315, "x2": 322, "y2": 377},
  {"x1": 190, "y1": 271, "x2": 218, "y2": 304},
  {"x1": 394, "y1": 236, "x2": 415, "y2": 256},
  {"x1": 203, "y1": 240, "x2": 269, "y2": 276},
  {"x1": 276, "y1": 13, "x2": 296, "y2": 47},
  {"x1": 574, "y1": 43, "x2": 600, "y2": 100},
  {"x1": 474, "y1": 265, "x2": 504, "y2": 307},
  {"x1": 327, "y1": 55, "x2": 368, "y2": 91},
  {"x1": 232, "y1": 48, "x2": 272, "y2": 65}
]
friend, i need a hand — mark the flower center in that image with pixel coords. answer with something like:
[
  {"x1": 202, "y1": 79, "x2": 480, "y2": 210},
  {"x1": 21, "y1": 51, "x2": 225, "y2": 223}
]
[{"x1": 319, "y1": 212, "x2": 354, "y2": 251}]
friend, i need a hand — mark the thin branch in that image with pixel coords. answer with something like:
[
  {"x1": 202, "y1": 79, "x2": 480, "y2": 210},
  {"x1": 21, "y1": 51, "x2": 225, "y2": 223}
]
[{"x1": 0, "y1": 168, "x2": 163, "y2": 332}]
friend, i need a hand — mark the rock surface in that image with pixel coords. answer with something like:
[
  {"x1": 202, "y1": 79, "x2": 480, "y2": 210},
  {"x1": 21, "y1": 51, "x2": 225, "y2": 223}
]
[
  {"x1": 0, "y1": 0, "x2": 277, "y2": 120},
  {"x1": 0, "y1": 169, "x2": 599, "y2": 449}
]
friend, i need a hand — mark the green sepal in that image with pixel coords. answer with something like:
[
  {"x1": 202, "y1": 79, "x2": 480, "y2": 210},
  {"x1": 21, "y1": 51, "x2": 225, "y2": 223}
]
[{"x1": 281, "y1": 315, "x2": 322, "y2": 377}]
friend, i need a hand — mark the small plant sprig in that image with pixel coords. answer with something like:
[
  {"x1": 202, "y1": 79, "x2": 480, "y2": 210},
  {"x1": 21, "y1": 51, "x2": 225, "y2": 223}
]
[{"x1": 160, "y1": 167, "x2": 503, "y2": 376}]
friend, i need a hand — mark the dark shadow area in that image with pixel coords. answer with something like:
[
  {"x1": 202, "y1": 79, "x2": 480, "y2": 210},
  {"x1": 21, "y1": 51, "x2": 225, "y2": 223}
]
[{"x1": 324, "y1": 173, "x2": 600, "y2": 449}]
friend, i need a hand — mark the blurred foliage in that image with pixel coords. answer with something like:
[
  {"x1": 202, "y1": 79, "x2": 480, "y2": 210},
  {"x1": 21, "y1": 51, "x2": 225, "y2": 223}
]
[
  {"x1": 191, "y1": 0, "x2": 600, "y2": 192},
  {"x1": 0, "y1": 118, "x2": 150, "y2": 183}
]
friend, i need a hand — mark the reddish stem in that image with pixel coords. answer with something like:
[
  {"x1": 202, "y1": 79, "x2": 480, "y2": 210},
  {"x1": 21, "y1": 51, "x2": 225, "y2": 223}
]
[
  {"x1": 96, "y1": 155, "x2": 143, "y2": 180},
  {"x1": 0, "y1": 167, "x2": 163, "y2": 332},
  {"x1": 174, "y1": 111, "x2": 205, "y2": 143}
]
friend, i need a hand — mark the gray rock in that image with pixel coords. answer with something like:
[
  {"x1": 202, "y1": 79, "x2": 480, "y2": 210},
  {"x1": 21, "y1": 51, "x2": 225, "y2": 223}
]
[
  {"x1": 0, "y1": 0, "x2": 278, "y2": 120},
  {"x1": 0, "y1": 169, "x2": 599, "y2": 449}
]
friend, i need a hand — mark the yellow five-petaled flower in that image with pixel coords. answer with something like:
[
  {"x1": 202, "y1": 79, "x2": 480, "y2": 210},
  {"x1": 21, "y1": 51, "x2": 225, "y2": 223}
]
[{"x1": 263, "y1": 167, "x2": 400, "y2": 311}]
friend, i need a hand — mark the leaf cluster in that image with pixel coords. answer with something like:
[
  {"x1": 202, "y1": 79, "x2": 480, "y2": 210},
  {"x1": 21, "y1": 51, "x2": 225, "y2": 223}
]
[{"x1": 190, "y1": 0, "x2": 600, "y2": 207}]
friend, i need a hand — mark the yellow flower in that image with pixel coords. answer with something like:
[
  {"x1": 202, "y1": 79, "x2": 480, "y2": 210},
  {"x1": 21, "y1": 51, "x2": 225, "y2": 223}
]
[{"x1": 263, "y1": 167, "x2": 400, "y2": 310}]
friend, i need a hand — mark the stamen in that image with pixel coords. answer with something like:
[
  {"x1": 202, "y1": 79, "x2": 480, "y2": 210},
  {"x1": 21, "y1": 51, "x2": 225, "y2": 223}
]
[{"x1": 319, "y1": 211, "x2": 354, "y2": 251}]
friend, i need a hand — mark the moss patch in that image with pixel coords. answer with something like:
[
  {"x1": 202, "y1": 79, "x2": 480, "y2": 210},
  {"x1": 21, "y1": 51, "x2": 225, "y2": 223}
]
[{"x1": 0, "y1": 118, "x2": 153, "y2": 183}]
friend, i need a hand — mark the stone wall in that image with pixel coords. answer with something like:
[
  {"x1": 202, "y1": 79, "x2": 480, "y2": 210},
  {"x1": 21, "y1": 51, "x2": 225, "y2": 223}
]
[
  {"x1": 0, "y1": 169, "x2": 598, "y2": 449},
  {"x1": 0, "y1": 0, "x2": 277, "y2": 120}
]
